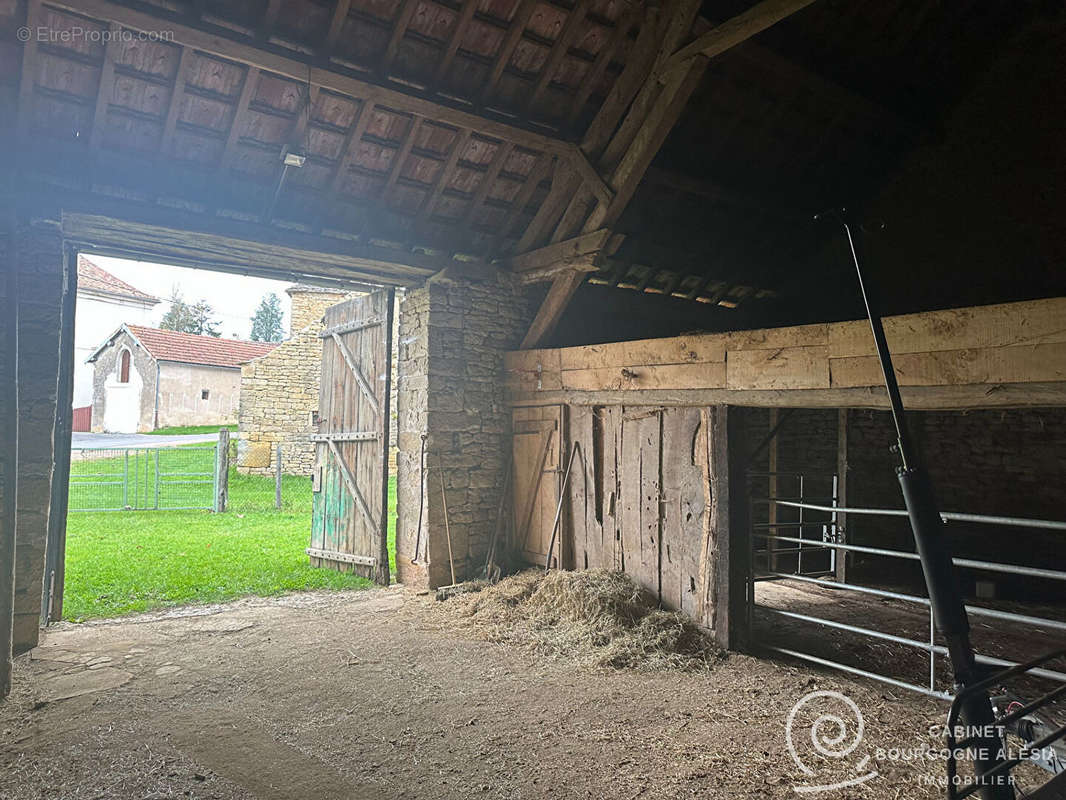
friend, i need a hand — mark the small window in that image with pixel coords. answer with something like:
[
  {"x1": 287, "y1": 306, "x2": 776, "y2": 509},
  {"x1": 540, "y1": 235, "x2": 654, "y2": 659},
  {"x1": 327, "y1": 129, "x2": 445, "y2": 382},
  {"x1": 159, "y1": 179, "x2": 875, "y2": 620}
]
[
  {"x1": 118, "y1": 350, "x2": 130, "y2": 384},
  {"x1": 201, "y1": 389, "x2": 210, "y2": 400}
]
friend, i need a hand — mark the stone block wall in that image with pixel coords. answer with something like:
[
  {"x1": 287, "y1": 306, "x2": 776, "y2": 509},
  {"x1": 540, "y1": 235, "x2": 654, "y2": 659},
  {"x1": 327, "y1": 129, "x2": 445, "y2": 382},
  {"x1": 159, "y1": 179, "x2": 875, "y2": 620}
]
[
  {"x1": 395, "y1": 272, "x2": 531, "y2": 589},
  {"x1": 238, "y1": 286, "x2": 360, "y2": 476}
]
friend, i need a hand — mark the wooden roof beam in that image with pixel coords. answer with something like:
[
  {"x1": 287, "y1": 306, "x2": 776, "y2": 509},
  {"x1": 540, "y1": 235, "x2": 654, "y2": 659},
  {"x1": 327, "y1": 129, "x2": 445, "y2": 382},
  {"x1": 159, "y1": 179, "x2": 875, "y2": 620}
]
[
  {"x1": 16, "y1": 0, "x2": 43, "y2": 141},
  {"x1": 88, "y1": 23, "x2": 121, "y2": 151},
  {"x1": 501, "y1": 227, "x2": 612, "y2": 274}
]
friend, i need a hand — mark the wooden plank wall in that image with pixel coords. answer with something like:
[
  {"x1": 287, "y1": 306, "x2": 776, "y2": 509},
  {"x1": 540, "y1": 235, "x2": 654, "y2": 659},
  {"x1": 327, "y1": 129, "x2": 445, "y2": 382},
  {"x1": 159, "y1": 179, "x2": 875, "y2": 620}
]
[
  {"x1": 504, "y1": 297, "x2": 1066, "y2": 409},
  {"x1": 535, "y1": 403, "x2": 723, "y2": 631}
]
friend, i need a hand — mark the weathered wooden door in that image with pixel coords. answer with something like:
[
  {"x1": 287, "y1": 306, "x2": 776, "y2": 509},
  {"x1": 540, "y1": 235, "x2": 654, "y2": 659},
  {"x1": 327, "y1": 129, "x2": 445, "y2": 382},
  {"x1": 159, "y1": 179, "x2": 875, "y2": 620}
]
[
  {"x1": 309, "y1": 290, "x2": 394, "y2": 584},
  {"x1": 512, "y1": 405, "x2": 565, "y2": 567}
]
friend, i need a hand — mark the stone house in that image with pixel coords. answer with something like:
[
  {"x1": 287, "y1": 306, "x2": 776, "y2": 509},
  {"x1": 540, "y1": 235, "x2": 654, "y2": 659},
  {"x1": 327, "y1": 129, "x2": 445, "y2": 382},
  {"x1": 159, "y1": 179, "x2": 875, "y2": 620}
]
[
  {"x1": 88, "y1": 325, "x2": 277, "y2": 433},
  {"x1": 72, "y1": 256, "x2": 160, "y2": 431}
]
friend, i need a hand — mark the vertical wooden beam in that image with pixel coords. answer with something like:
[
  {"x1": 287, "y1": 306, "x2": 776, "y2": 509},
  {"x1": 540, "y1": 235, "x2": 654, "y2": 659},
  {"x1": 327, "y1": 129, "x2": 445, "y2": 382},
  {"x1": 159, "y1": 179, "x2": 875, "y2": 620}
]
[
  {"x1": 767, "y1": 408, "x2": 779, "y2": 572},
  {"x1": 89, "y1": 23, "x2": 121, "y2": 151},
  {"x1": 835, "y1": 408, "x2": 848, "y2": 583},
  {"x1": 482, "y1": 0, "x2": 537, "y2": 106},
  {"x1": 724, "y1": 405, "x2": 750, "y2": 651}
]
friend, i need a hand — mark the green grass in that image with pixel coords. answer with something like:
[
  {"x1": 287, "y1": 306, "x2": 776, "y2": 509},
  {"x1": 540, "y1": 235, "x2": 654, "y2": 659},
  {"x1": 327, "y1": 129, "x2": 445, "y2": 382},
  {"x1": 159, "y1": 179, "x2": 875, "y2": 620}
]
[
  {"x1": 63, "y1": 455, "x2": 398, "y2": 620},
  {"x1": 146, "y1": 424, "x2": 237, "y2": 435}
]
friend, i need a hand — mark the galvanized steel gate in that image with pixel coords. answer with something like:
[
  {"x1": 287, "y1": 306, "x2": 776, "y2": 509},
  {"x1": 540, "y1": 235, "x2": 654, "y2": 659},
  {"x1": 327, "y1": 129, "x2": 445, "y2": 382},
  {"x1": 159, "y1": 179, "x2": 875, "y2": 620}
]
[{"x1": 309, "y1": 290, "x2": 394, "y2": 585}]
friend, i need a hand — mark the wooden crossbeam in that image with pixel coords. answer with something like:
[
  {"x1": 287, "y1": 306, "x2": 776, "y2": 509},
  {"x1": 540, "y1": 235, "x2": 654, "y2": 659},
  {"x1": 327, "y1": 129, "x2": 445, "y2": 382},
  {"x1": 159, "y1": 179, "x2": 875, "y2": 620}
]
[
  {"x1": 501, "y1": 228, "x2": 611, "y2": 273},
  {"x1": 331, "y1": 333, "x2": 381, "y2": 417},
  {"x1": 325, "y1": 438, "x2": 379, "y2": 533}
]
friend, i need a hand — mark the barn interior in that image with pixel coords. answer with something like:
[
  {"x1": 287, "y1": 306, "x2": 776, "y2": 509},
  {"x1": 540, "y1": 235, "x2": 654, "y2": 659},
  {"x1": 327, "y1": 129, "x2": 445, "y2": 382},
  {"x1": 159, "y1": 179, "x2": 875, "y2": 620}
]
[{"x1": 2, "y1": 0, "x2": 1066, "y2": 796}]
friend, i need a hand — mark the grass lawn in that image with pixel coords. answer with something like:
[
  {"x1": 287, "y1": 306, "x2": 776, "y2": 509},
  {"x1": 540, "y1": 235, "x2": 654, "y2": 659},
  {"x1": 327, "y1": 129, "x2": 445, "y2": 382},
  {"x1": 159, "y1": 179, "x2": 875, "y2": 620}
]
[
  {"x1": 146, "y1": 424, "x2": 237, "y2": 435},
  {"x1": 63, "y1": 451, "x2": 397, "y2": 620}
]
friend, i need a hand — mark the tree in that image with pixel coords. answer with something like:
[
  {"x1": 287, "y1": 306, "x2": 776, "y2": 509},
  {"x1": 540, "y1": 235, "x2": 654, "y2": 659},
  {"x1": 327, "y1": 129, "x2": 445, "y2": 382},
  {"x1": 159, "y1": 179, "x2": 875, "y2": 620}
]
[
  {"x1": 250, "y1": 292, "x2": 284, "y2": 342},
  {"x1": 159, "y1": 287, "x2": 222, "y2": 337}
]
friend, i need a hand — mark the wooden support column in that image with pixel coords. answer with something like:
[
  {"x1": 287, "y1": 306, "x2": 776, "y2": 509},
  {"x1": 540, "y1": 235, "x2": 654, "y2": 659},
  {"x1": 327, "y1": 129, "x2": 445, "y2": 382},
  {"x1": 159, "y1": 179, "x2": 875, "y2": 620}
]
[
  {"x1": 835, "y1": 408, "x2": 848, "y2": 583},
  {"x1": 725, "y1": 405, "x2": 751, "y2": 651},
  {"x1": 767, "y1": 409, "x2": 779, "y2": 572}
]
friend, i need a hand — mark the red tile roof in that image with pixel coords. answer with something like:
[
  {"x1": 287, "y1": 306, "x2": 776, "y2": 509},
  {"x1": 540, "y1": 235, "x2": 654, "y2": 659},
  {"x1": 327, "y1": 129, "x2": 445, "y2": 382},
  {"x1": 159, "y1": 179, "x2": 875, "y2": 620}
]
[
  {"x1": 77, "y1": 256, "x2": 159, "y2": 304},
  {"x1": 127, "y1": 325, "x2": 278, "y2": 369}
]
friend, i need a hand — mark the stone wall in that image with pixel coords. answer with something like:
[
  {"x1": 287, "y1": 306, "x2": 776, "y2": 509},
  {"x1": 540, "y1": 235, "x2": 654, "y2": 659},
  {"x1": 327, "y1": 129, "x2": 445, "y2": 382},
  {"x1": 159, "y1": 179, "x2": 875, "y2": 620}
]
[
  {"x1": 237, "y1": 287, "x2": 359, "y2": 475},
  {"x1": 90, "y1": 328, "x2": 157, "y2": 432},
  {"x1": 395, "y1": 272, "x2": 531, "y2": 589},
  {"x1": 157, "y1": 362, "x2": 240, "y2": 428}
]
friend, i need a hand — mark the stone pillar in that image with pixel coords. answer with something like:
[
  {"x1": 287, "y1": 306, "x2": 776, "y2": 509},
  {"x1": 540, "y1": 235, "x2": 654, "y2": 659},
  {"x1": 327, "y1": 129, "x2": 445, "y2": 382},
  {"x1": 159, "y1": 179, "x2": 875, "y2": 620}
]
[
  {"x1": 395, "y1": 272, "x2": 530, "y2": 589},
  {"x1": 12, "y1": 214, "x2": 65, "y2": 656}
]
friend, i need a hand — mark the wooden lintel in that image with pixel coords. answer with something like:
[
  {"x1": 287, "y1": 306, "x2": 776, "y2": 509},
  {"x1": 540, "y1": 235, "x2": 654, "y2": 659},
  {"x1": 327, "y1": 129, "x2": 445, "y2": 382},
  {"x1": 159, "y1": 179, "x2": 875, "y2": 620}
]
[{"x1": 501, "y1": 228, "x2": 612, "y2": 273}]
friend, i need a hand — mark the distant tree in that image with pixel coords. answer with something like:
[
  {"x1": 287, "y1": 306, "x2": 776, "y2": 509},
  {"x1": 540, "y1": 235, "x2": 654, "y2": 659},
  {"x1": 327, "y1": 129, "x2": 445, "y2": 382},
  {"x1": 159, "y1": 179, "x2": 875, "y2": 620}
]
[
  {"x1": 250, "y1": 292, "x2": 284, "y2": 342},
  {"x1": 189, "y1": 300, "x2": 222, "y2": 337},
  {"x1": 159, "y1": 288, "x2": 222, "y2": 337},
  {"x1": 159, "y1": 287, "x2": 195, "y2": 333}
]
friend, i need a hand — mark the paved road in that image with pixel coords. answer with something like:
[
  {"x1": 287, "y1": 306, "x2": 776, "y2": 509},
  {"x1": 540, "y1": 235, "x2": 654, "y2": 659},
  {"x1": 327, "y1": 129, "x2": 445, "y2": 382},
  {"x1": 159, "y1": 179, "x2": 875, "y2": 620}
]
[{"x1": 71, "y1": 432, "x2": 220, "y2": 449}]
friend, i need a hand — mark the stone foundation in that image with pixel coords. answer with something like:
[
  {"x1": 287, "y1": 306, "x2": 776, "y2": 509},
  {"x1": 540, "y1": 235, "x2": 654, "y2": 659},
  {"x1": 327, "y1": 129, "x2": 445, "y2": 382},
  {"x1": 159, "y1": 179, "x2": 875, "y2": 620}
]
[{"x1": 395, "y1": 272, "x2": 531, "y2": 589}]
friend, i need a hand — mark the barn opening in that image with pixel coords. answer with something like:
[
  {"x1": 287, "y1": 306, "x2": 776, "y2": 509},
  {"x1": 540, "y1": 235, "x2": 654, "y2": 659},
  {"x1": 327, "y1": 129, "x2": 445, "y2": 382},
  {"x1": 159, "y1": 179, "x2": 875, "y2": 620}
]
[{"x1": 4, "y1": 0, "x2": 1066, "y2": 796}]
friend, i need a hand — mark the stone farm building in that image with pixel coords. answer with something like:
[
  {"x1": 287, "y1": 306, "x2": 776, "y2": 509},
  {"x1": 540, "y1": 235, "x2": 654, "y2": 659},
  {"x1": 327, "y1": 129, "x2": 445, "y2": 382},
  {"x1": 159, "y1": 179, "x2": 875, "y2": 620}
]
[
  {"x1": 238, "y1": 285, "x2": 364, "y2": 475},
  {"x1": 88, "y1": 325, "x2": 277, "y2": 433}
]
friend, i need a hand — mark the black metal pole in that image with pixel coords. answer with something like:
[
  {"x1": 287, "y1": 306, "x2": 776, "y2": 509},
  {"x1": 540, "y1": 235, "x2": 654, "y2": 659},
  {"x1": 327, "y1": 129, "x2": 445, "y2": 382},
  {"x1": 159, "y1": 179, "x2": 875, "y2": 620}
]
[{"x1": 823, "y1": 210, "x2": 1013, "y2": 800}]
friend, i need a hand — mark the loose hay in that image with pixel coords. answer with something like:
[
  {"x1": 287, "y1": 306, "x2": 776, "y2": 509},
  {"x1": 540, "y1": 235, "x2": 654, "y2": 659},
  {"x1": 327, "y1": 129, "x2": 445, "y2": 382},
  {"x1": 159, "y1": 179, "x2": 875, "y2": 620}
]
[{"x1": 440, "y1": 569, "x2": 724, "y2": 671}]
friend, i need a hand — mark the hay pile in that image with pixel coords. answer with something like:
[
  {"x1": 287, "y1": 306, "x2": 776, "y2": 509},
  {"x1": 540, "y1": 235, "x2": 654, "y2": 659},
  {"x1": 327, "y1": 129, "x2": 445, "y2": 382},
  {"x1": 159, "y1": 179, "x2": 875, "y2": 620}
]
[{"x1": 441, "y1": 569, "x2": 723, "y2": 671}]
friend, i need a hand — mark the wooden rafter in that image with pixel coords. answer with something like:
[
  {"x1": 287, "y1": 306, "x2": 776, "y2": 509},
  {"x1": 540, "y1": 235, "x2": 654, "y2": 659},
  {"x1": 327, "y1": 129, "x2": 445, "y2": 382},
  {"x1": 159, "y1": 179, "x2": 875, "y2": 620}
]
[
  {"x1": 381, "y1": 0, "x2": 420, "y2": 75},
  {"x1": 328, "y1": 100, "x2": 374, "y2": 196},
  {"x1": 481, "y1": 0, "x2": 538, "y2": 106},
  {"x1": 219, "y1": 66, "x2": 260, "y2": 170},
  {"x1": 502, "y1": 227, "x2": 611, "y2": 273},
  {"x1": 382, "y1": 116, "x2": 423, "y2": 203},
  {"x1": 527, "y1": 0, "x2": 592, "y2": 112},
  {"x1": 462, "y1": 140, "x2": 513, "y2": 225},
  {"x1": 257, "y1": 0, "x2": 282, "y2": 41},
  {"x1": 514, "y1": 161, "x2": 575, "y2": 253},
  {"x1": 88, "y1": 23, "x2": 121, "y2": 151},
  {"x1": 324, "y1": 0, "x2": 352, "y2": 55},
  {"x1": 160, "y1": 47, "x2": 193, "y2": 154},
  {"x1": 416, "y1": 127, "x2": 470, "y2": 224},
  {"x1": 16, "y1": 0, "x2": 44, "y2": 141},
  {"x1": 288, "y1": 85, "x2": 320, "y2": 153},
  {"x1": 495, "y1": 151, "x2": 552, "y2": 247},
  {"x1": 567, "y1": 6, "x2": 638, "y2": 126},
  {"x1": 668, "y1": 0, "x2": 818, "y2": 67},
  {"x1": 432, "y1": 0, "x2": 481, "y2": 93}
]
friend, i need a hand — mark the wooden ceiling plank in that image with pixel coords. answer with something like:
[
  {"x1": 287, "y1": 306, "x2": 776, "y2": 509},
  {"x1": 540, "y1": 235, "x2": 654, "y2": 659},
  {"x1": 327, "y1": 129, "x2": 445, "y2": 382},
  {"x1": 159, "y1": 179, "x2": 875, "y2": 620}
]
[
  {"x1": 47, "y1": 0, "x2": 573, "y2": 157},
  {"x1": 160, "y1": 47, "x2": 194, "y2": 154},
  {"x1": 381, "y1": 0, "x2": 421, "y2": 74},
  {"x1": 481, "y1": 0, "x2": 538, "y2": 105},
  {"x1": 566, "y1": 6, "x2": 638, "y2": 126},
  {"x1": 668, "y1": 0, "x2": 819, "y2": 67},
  {"x1": 89, "y1": 23, "x2": 122, "y2": 151},
  {"x1": 16, "y1": 0, "x2": 44, "y2": 141},
  {"x1": 431, "y1": 0, "x2": 481, "y2": 94},
  {"x1": 328, "y1": 100, "x2": 375, "y2": 195},
  {"x1": 527, "y1": 0, "x2": 592, "y2": 112},
  {"x1": 220, "y1": 66, "x2": 261, "y2": 170},
  {"x1": 417, "y1": 127, "x2": 471, "y2": 223}
]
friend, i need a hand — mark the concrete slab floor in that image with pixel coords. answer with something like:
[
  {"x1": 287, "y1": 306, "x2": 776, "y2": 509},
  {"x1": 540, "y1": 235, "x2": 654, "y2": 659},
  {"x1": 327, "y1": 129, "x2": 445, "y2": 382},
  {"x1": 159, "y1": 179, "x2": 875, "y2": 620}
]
[{"x1": 0, "y1": 588, "x2": 1029, "y2": 799}]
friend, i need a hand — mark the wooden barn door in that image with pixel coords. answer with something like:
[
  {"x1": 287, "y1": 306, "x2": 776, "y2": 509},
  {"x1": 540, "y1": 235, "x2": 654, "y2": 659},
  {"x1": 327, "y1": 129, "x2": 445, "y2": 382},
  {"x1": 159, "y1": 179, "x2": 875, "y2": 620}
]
[
  {"x1": 512, "y1": 405, "x2": 565, "y2": 567},
  {"x1": 309, "y1": 290, "x2": 394, "y2": 585}
]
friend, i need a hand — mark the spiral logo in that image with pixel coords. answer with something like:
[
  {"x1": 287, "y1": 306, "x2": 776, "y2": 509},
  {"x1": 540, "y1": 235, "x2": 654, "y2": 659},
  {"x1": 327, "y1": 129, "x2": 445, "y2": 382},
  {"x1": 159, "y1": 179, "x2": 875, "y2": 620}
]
[
  {"x1": 17, "y1": 26, "x2": 31, "y2": 42},
  {"x1": 786, "y1": 690, "x2": 879, "y2": 794}
]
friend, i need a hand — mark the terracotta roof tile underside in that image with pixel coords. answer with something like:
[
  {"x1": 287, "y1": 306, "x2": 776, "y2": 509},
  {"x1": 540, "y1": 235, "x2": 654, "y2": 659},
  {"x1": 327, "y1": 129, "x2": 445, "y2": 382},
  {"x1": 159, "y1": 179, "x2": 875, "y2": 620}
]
[
  {"x1": 127, "y1": 325, "x2": 278, "y2": 369},
  {"x1": 77, "y1": 256, "x2": 160, "y2": 303}
]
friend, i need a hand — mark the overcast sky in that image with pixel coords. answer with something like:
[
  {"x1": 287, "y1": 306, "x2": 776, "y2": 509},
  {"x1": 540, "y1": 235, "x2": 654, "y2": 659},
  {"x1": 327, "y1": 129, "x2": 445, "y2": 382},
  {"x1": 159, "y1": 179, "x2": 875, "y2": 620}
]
[{"x1": 86, "y1": 255, "x2": 293, "y2": 340}]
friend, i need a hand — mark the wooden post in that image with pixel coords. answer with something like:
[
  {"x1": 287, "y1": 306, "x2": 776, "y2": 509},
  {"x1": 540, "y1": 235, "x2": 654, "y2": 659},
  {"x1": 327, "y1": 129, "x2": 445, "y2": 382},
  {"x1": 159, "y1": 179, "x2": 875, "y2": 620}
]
[
  {"x1": 725, "y1": 406, "x2": 751, "y2": 651},
  {"x1": 835, "y1": 408, "x2": 848, "y2": 583},
  {"x1": 275, "y1": 442, "x2": 282, "y2": 510},
  {"x1": 767, "y1": 408, "x2": 779, "y2": 572},
  {"x1": 215, "y1": 429, "x2": 230, "y2": 513}
]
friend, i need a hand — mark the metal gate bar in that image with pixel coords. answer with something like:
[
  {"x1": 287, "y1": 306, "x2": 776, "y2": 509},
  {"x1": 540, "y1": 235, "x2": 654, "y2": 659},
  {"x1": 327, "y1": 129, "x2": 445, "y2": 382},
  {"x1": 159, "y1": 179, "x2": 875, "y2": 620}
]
[
  {"x1": 68, "y1": 445, "x2": 217, "y2": 511},
  {"x1": 752, "y1": 494, "x2": 1066, "y2": 699}
]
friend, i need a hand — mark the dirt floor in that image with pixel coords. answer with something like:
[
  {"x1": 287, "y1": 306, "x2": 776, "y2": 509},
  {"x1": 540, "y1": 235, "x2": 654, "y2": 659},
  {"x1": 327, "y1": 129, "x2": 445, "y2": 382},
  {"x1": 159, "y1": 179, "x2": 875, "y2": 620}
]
[{"x1": 0, "y1": 585, "x2": 1048, "y2": 799}]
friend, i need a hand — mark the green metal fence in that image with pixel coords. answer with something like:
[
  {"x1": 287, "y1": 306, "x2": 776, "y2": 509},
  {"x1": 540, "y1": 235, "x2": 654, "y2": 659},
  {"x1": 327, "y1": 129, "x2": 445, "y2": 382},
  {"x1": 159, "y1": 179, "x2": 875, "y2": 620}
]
[{"x1": 68, "y1": 445, "x2": 218, "y2": 512}]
